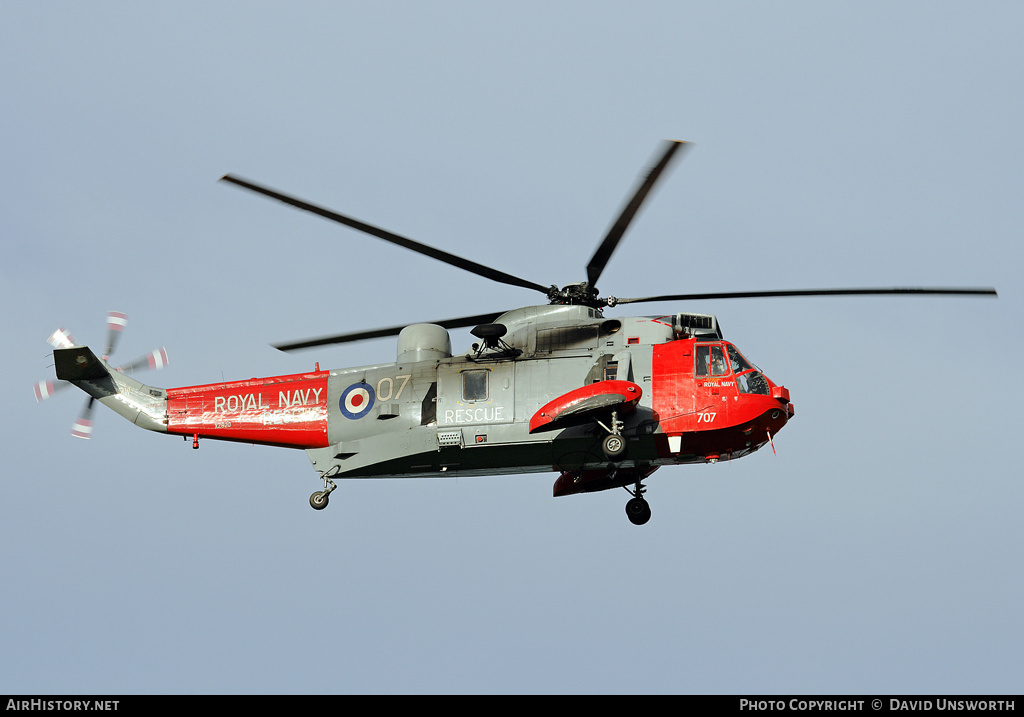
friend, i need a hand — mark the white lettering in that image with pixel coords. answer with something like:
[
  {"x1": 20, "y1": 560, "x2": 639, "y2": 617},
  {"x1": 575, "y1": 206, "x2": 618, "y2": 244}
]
[
  {"x1": 892, "y1": 701, "x2": 933, "y2": 711},
  {"x1": 739, "y1": 701, "x2": 786, "y2": 711},
  {"x1": 215, "y1": 393, "x2": 267, "y2": 413},
  {"x1": 789, "y1": 699, "x2": 865, "y2": 711},
  {"x1": 278, "y1": 387, "x2": 324, "y2": 408},
  {"x1": 394, "y1": 374, "x2": 411, "y2": 401},
  {"x1": 446, "y1": 405, "x2": 506, "y2": 424},
  {"x1": 4, "y1": 699, "x2": 121, "y2": 711},
  {"x1": 934, "y1": 700, "x2": 1017, "y2": 711}
]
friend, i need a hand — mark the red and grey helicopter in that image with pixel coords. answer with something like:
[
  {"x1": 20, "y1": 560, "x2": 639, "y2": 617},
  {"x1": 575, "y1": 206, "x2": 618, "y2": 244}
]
[{"x1": 37, "y1": 141, "x2": 996, "y2": 524}]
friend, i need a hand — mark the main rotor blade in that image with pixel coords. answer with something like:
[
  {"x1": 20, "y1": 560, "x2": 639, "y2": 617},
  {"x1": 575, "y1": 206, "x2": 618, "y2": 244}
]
[
  {"x1": 273, "y1": 312, "x2": 504, "y2": 352},
  {"x1": 612, "y1": 287, "x2": 999, "y2": 305},
  {"x1": 220, "y1": 174, "x2": 550, "y2": 295},
  {"x1": 586, "y1": 140, "x2": 688, "y2": 291}
]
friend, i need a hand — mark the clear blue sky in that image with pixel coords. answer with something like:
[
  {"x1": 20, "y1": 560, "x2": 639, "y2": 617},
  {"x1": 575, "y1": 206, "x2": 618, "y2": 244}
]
[{"x1": 2, "y1": 2, "x2": 1021, "y2": 694}]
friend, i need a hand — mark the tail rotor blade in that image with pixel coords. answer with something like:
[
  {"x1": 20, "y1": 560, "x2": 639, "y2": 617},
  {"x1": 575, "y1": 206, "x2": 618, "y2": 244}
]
[
  {"x1": 71, "y1": 398, "x2": 95, "y2": 440},
  {"x1": 104, "y1": 311, "x2": 128, "y2": 358},
  {"x1": 34, "y1": 380, "x2": 70, "y2": 403},
  {"x1": 47, "y1": 327, "x2": 76, "y2": 349},
  {"x1": 39, "y1": 313, "x2": 170, "y2": 441},
  {"x1": 116, "y1": 347, "x2": 169, "y2": 374}
]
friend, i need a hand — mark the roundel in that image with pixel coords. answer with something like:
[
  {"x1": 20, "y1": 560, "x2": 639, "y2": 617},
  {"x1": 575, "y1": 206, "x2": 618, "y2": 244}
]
[{"x1": 339, "y1": 382, "x2": 375, "y2": 419}]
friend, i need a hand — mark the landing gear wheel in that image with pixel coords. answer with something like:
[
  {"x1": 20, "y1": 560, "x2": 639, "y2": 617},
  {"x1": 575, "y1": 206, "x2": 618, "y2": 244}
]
[
  {"x1": 602, "y1": 433, "x2": 626, "y2": 461},
  {"x1": 625, "y1": 497, "x2": 651, "y2": 525},
  {"x1": 309, "y1": 490, "x2": 330, "y2": 511},
  {"x1": 309, "y1": 472, "x2": 338, "y2": 511}
]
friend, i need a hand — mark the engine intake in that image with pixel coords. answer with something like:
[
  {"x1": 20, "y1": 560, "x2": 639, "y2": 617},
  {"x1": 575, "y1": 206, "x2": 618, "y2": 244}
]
[{"x1": 396, "y1": 324, "x2": 452, "y2": 363}]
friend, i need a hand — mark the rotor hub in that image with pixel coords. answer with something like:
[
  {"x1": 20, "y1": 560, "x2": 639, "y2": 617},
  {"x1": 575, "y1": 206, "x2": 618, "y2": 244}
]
[{"x1": 549, "y1": 282, "x2": 603, "y2": 307}]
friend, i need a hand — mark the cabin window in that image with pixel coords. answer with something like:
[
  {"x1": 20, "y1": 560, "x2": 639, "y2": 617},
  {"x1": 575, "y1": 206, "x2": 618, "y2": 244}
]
[
  {"x1": 462, "y1": 370, "x2": 488, "y2": 401},
  {"x1": 695, "y1": 344, "x2": 729, "y2": 377}
]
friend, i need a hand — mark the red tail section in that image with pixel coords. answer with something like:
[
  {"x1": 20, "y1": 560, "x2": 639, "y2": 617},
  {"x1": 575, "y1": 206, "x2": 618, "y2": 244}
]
[{"x1": 166, "y1": 370, "x2": 329, "y2": 448}]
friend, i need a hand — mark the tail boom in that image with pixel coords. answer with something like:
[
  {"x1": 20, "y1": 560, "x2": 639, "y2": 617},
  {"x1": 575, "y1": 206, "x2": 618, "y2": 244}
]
[
  {"x1": 53, "y1": 347, "x2": 330, "y2": 448},
  {"x1": 165, "y1": 371, "x2": 330, "y2": 448}
]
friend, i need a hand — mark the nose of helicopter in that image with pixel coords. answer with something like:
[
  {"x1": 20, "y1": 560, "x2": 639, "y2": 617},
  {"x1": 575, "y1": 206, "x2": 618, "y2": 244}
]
[
  {"x1": 766, "y1": 381, "x2": 794, "y2": 438},
  {"x1": 772, "y1": 384, "x2": 793, "y2": 415}
]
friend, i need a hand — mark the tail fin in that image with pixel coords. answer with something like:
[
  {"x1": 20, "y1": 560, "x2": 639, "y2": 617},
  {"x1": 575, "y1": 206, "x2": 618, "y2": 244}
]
[
  {"x1": 54, "y1": 346, "x2": 168, "y2": 434},
  {"x1": 54, "y1": 346, "x2": 110, "y2": 382}
]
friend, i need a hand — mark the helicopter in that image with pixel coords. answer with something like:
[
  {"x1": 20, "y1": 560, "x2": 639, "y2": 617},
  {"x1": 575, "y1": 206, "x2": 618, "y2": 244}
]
[{"x1": 38, "y1": 141, "x2": 997, "y2": 525}]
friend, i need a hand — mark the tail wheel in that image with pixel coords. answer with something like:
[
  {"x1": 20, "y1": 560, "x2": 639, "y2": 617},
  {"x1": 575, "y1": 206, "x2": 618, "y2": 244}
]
[{"x1": 309, "y1": 491, "x2": 329, "y2": 510}]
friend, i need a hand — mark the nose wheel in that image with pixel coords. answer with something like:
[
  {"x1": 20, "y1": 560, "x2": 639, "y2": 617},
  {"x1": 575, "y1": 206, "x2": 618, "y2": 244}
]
[
  {"x1": 596, "y1": 410, "x2": 627, "y2": 461},
  {"x1": 602, "y1": 433, "x2": 626, "y2": 460}
]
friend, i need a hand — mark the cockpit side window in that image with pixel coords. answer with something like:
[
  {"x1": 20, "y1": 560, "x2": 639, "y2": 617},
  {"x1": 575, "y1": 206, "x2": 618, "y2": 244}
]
[
  {"x1": 737, "y1": 371, "x2": 769, "y2": 395},
  {"x1": 726, "y1": 343, "x2": 753, "y2": 373},
  {"x1": 725, "y1": 342, "x2": 770, "y2": 394},
  {"x1": 695, "y1": 344, "x2": 729, "y2": 377}
]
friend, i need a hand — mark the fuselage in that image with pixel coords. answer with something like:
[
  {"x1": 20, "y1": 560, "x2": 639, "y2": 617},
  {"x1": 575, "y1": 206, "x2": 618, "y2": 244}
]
[{"x1": 157, "y1": 306, "x2": 793, "y2": 486}]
